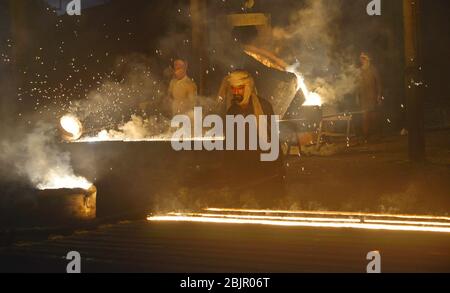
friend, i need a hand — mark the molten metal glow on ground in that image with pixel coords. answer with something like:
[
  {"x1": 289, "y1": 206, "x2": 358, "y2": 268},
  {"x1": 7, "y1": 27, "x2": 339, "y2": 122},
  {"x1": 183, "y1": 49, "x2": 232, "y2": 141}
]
[
  {"x1": 76, "y1": 136, "x2": 225, "y2": 143},
  {"x1": 147, "y1": 208, "x2": 450, "y2": 233},
  {"x1": 205, "y1": 208, "x2": 450, "y2": 221}
]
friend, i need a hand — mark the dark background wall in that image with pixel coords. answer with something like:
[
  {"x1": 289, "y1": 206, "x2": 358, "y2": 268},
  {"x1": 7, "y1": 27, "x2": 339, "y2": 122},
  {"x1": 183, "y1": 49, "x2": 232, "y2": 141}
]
[{"x1": 0, "y1": 0, "x2": 449, "y2": 129}]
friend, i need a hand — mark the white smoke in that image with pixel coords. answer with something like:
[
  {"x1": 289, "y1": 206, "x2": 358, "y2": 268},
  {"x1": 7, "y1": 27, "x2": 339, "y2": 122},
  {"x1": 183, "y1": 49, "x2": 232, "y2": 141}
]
[
  {"x1": 88, "y1": 114, "x2": 171, "y2": 141},
  {"x1": 67, "y1": 53, "x2": 167, "y2": 132},
  {"x1": 271, "y1": 0, "x2": 360, "y2": 105},
  {"x1": 0, "y1": 122, "x2": 91, "y2": 190}
]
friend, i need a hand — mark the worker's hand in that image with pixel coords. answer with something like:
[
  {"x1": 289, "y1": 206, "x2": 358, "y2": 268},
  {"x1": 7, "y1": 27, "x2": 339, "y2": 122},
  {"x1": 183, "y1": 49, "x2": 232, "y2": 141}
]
[{"x1": 377, "y1": 96, "x2": 383, "y2": 106}]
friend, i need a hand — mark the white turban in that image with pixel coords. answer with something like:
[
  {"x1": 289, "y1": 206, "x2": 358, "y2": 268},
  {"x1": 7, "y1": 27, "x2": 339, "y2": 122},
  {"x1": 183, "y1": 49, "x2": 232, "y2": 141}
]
[{"x1": 218, "y1": 70, "x2": 264, "y2": 116}]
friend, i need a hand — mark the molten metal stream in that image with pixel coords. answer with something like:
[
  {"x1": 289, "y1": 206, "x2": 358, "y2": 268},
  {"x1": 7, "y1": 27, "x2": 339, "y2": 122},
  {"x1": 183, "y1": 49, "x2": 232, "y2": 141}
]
[
  {"x1": 205, "y1": 208, "x2": 450, "y2": 221},
  {"x1": 147, "y1": 208, "x2": 450, "y2": 233}
]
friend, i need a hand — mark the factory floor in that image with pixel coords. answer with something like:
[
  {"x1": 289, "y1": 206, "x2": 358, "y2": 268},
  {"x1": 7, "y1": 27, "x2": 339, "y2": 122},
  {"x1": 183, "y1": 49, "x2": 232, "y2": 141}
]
[
  {"x1": 0, "y1": 129, "x2": 449, "y2": 273},
  {"x1": 281, "y1": 129, "x2": 450, "y2": 215},
  {"x1": 0, "y1": 220, "x2": 449, "y2": 273}
]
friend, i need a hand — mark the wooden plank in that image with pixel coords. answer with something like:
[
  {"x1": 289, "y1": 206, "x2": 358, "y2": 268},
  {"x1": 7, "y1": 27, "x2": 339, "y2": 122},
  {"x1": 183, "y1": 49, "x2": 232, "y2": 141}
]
[{"x1": 227, "y1": 13, "x2": 270, "y2": 27}]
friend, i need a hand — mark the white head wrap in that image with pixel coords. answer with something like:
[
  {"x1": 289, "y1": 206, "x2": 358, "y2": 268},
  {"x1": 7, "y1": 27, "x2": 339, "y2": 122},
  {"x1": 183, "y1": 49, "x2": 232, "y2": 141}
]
[{"x1": 218, "y1": 70, "x2": 264, "y2": 116}]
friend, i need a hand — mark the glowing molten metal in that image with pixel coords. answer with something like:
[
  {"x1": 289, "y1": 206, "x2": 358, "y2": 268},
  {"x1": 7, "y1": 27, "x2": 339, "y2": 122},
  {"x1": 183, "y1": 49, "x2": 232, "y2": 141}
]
[
  {"x1": 60, "y1": 114, "x2": 83, "y2": 141},
  {"x1": 148, "y1": 208, "x2": 450, "y2": 234}
]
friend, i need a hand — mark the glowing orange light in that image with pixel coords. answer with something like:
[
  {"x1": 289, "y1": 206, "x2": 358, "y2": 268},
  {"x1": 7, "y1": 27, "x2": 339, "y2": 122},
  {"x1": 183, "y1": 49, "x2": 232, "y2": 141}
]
[
  {"x1": 148, "y1": 208, "x2": 450, "y2": 234},
  {"x1": 60, "y1": 114, "x2": 83, "y2": 141}
]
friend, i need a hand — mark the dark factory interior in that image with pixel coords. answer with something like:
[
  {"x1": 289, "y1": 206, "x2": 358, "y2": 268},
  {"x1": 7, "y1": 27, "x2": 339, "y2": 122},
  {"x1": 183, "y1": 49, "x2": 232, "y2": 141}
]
[{"x1": 0, "y1": 0, "x2": 449, "y2": 275}]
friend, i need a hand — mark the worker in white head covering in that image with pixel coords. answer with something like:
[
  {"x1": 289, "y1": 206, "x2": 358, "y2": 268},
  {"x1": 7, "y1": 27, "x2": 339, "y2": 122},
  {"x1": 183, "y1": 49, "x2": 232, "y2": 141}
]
[
  {"x1": 358, "y1": 52, "x2": 382, "y2": 141},
  {"x1": 217, "y1": 70, "x2": 285, "y2": 208},
  {"x1": 168, "y1": 59, "x2": 198, "y2": 116},
  {"x1": 218, "y1": 70, "x2": 267, "y2": 117}
]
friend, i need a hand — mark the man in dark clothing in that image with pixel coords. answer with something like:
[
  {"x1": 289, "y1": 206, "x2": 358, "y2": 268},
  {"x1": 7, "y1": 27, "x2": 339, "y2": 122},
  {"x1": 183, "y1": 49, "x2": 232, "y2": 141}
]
[
  {"x1": 218, "y1": 70, "x2": 285, "y2": 208},
  {"x1": 357, "y1": 52, "x2": 383, "y2": 141}
]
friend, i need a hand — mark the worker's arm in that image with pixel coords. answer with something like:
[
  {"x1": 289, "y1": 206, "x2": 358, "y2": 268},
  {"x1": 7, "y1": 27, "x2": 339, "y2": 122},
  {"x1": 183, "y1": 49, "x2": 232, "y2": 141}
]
[
  {"x1": 374, "y1": 68, "x2": 383, "y2": 105},
  {"x1": 167, "y1": 80, "x2": 175, "y2": 100},
  {"x1": 186, "y1": 82, "x2": 198, "y2": 110},
  {"x1": 188, "y1": 82, "x2": 198, "y2": 99}
]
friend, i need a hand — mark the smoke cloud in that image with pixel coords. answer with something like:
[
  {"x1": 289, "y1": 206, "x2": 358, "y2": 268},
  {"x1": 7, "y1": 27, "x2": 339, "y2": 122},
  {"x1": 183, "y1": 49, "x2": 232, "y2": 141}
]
[
  {"x1": 0, "y1": 122, "x2": 91, "y2": 190},
  {"x1": 269, "y1": 0, "x2": 360, "y2": 105},
  {"x1": 87, "y1": 114, "x2": 171, "y2": 141}
]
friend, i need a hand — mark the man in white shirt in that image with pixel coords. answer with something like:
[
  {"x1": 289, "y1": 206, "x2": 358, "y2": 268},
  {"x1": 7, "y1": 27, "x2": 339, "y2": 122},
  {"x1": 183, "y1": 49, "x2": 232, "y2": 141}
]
[{"x1": 168, "y1": 59, "x2": 198, "y2": 116}]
